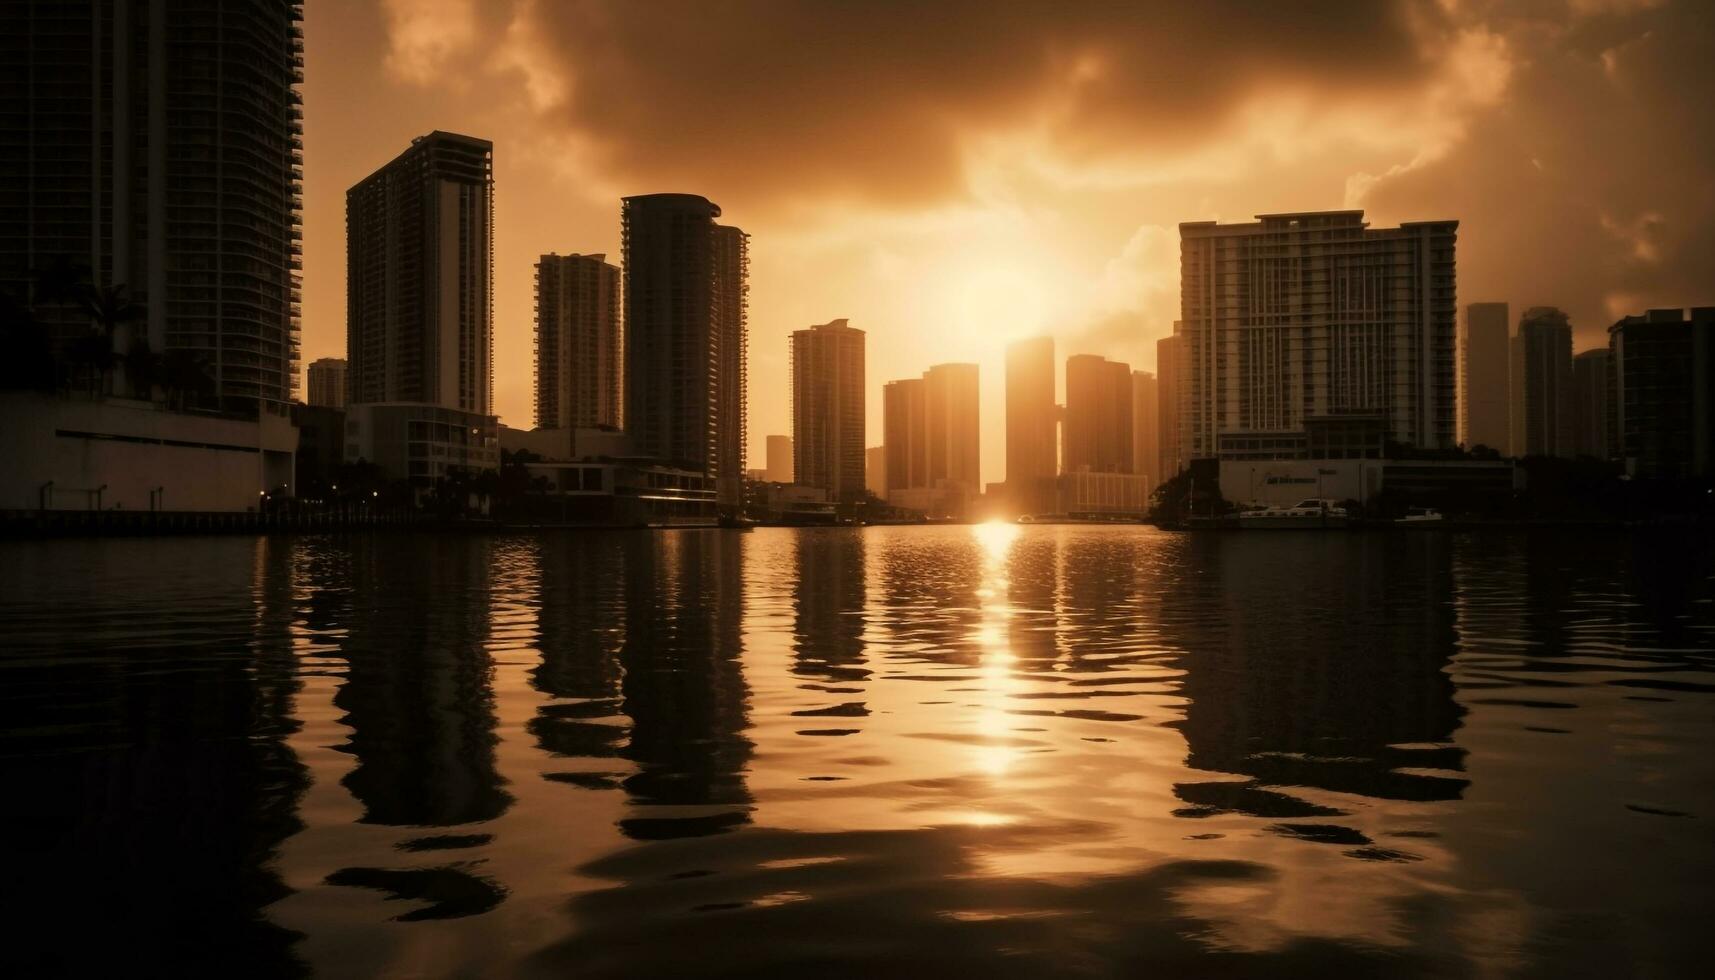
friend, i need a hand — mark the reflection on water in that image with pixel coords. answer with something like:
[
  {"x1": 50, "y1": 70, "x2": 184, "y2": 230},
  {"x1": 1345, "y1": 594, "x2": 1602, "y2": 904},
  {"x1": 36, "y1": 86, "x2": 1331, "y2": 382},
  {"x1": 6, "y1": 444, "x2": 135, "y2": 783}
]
[{"x1": 0, "y1": 527, "x2": 1711, "y2": 976}]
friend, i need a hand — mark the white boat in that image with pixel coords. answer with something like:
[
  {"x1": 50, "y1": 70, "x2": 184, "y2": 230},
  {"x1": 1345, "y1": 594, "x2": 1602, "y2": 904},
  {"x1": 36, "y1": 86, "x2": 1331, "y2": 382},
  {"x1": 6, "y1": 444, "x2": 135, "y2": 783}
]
[
  {"x1": 1237, "y1": 498, "x2": 1350, "y2": 529},
  {"x1": 1396, "y1": 507, "x2": 1444, "y2": 524}
]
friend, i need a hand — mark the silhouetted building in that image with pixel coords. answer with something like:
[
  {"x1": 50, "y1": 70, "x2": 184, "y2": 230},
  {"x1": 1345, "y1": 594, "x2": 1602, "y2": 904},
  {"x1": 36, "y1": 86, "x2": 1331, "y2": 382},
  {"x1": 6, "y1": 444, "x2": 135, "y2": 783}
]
[
  {"x1": 347, "y1": 131, "x2": 493, "y2": 415},
  {"x1": 790, "y1": 319, "x2": 865, "y2": 502},
  {"x1": 1460, "y1": 303, "x2": 1509, "y2": 452},
  {"x1": 1510, "y1": 307, "x2": 1573, "y2": 458},
  {"x1": 1158, "y1": 332, "x2": 1182, "y2": 479},
  {"x1": 883, "y1": 377, "x2": 925, "y2": 493},
  {"x1": 883, "y1": 362, "x2": 978, "y2": 515},
  {"x1": 1064, "y1": 354, "x2": 1133, "y2": 473},
  {"x1": 1006, "y1": 336, "x2": 1057, "y2": 513},
  {"x1": 1132, "y1": 369, "x2": 1159, "y2": 491},
  {"x1": 291, "y1": 402, "x2": 343, "y2": 492},
  {"x1": 306, "y1": 357, "x2": 347, "y2": 410},
  {"x1": 765, "y1": 434, "x2": 794, "y2": 483},
  {"x1": 1572, "y1": 348, "x2": 1612, "y2": 461},
  {"x1": 0, "y1": 0, "x2": 305, "y2": 410},
  {"x1": 1609, "y1": 308, "x2": 1715, "y2": 479},
  {"x1": 866, "y1": 445, "x2": 886, "y2": 497},
  {"x1": 621, "y1": 194, "x2": 747, "y2": 512},
  {"x1": 1179, "y1": 211, "x2": 1457, "y2": 461},
  {"x1": 535, "y1": 252, "x2": 620, "y2": 429}
]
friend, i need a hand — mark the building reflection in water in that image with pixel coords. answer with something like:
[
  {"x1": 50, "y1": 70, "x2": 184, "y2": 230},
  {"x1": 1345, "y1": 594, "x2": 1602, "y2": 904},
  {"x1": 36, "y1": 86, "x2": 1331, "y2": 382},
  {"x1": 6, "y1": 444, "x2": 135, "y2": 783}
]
[
  {"x1": 790, "y1": 529, "x2": 870, "y2": 716},
  {"x1": 0, "y1": 538, "x2": 309, "y2": 976},
  {"x1": 531, "y1": 533, "x2": 630, "y2": 781}
]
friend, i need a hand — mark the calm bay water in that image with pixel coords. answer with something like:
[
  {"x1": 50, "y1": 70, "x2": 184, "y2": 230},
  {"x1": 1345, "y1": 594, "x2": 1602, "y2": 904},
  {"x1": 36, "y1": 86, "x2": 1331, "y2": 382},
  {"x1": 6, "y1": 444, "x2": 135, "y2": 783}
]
[{"x1": 2, "y1": 526, "x2": 1712, "y2": 977}]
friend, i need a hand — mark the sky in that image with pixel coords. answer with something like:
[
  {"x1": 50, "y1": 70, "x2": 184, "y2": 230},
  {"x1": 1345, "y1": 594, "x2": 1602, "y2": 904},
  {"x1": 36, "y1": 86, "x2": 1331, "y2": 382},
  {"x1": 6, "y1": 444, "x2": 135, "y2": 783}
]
[{"x1": 299, "y1": 0, "x2": 1715, "y2": 487}]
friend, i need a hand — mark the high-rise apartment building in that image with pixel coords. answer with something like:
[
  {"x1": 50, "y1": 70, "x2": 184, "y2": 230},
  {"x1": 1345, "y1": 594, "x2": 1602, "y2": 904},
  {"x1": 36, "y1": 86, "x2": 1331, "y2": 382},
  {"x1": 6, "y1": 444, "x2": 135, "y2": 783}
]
[
  {"x1": 1178, "y1": 211, "x2": 1457, "y2": 461},
  {"x1": 790, "y1": 319, "x2": 865, "y2": 502},
  {"x1": 1132, "y1": 370, "x2": 1159, "y2": 490},
  {"x1": 1571, "y1": 348, "x2": 1612, "y2": 461},
  {"x1": 347, "y1": 132, "x2": 493, "y2": 414},
  {"x1": 622, "y1": 194, "x2": 747, "y2": 510},
  {"x1": 765, "y1": 434, "x2": 794, "y2": 483},
  {"x1": 1005, "y1": 337, "x2": 1057, "y2": 513},
  {"x1": 884, "y1": 377, "x2": 926, "y2": 493},
  {"x1": 1157, "y1": 333, "x2": 1182, "y2": 479},
  {"x1": 1063, "y1": 354, "x2": 1133, "y2": 474},
  {"x1": 866, "y1": 446, "x2": 886, "y2": 498},
  {"x1": 1461, "y1": 303, "x2": 1510, "y2": 452},
  {"x1": 1609, "y1": 308, "x2": 1715, "y2": 479},
  {"x1": 0, "y1": 0, "x2": 306, "y2": 410},
  {"x1": 883, "y1": 363, "x2": 979, "y2": 515},
  {"x1": 306, "y1": 358, "x2": 347, "y2": 410},
  {"x1": 534, "y1": 252, "x2": 620, "y2": 429},
  {"x1": 1510, "y1": 307, "x2": 1573, "y2": 458}
]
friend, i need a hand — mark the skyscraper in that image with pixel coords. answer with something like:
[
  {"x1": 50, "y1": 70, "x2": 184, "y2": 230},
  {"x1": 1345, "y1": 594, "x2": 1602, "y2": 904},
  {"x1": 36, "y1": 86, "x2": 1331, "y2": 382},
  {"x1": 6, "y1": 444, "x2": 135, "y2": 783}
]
[
  {"x1": 1179, "y1": 211, "x2": 1457, "y2": 461},
  {"x1": 0, "y1": 0, "x2": 305, "y2": 410},
  {"x1": 306, "y1": 358, "x2": 347, "y2": 410},
  {"x1": 765, "y1": 435, "x2": 794, "y2": 483},
  {"x1": 866, "y1": 446, "x2": 887, "y2": 498},
  {"x1": 1571, "y1": 348, "x2": 1612, "y2": 461},
  {"x1": 1510, "y1": 307, "x2": 1573, "y2": 458},
  {"x1": 883, "y1": 363, "x2": 979, "y2": 515},
  {"x1": 790, "y1": 319, "x2": 865, "y2": 503},
  {"x1": 347, "y1": 131, "x2": 493, "y2": 414},
  {"x1": 535, "y1": 252, "x2": 620, "y2": 429},
  {"x1": 1005, "y1": 336, "x2": 1057, "y2": 513},
  {"x1": 883, "y1": 377, "x2": 926, "y2": 494},
  {"x1": 1063, "y1": 354, "x2": 1133, "y2": 474},
  {"x1": 622, "y1": 194, "x2": 747, "y2": 511},
  {"x1": 1132, "y1": 370, "x2": 1159, "y2": 490},
  {"x1": 1461, "y1": 303, "x2": 1510, "y2": 452},
  {"x1": 1609, "y1": 308, "x2": 1715, "y2": 479},
  {"x1": 1157, "y1": 333, "x2": 1182, "y2": 479}
]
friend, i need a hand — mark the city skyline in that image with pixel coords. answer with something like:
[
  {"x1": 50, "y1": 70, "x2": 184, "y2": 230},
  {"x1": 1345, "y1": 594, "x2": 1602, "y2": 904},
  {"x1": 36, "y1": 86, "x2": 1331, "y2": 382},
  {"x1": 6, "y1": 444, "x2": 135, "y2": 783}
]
[{"x1": 289, "y1": 1, "x2": 1715, "y2": 488}]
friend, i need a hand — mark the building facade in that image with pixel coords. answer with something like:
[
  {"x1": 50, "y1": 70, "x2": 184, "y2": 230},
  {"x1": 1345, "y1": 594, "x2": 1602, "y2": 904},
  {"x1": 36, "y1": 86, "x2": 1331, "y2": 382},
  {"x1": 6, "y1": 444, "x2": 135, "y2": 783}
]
[
  {"x1": 765, "y1": 434, "x2": 794, "y2": 483},
  {"x1": 883, "y1": 377, "x2": 926, "y2": 494},
  {"x1": 0, "y1": 0, "x2": 306, "y2": 410},
  {"x1": 306, "y1": 357, "x2": 347, "y2": 409},
  {"x1": 866, "y1": 445, "x2": 886, "y2": 498},
  {"x1": 1005, "y1": 336, "x2": 1057, "y2": 514},
  {"x1": 1571, "y1": 347, "x2": 1612, "y2": 461},
  {"x1": 790, "y1": 319, "x2": 865, "y2": 502},
  {"x1": 883, "y1": 363, "x2": 979, "y2": 515},
  {"x1": 1460, "y1": 302, "x2": 1509, "y2": 452},
  {"x1": 1063, "y1": 354, "x2": 1133, "y2": 474},
  {"x1": 621, "y1": 194, "x2": 747, "y2": 511},
  {"x1": 1131, "y1": 370, "x2": 1159, "y2": 491},
  {"x1": 1609, "y1": 308, "x2": 1715, "y2": 479},
  {"x1": 347, "y1": 131, "x2": 493, "y2": 415},
  {"x1": 1178, "y1": 211, "x2": 1457, "y2": 462},
  {"x1": 1510, "y1": 307, "x2": 1573, "y2": 458},
  {"x1": 1157, "y1": 332, "x2": 1182, "y2": 479},
  {"x1": 534, "y1": 252, "x2": 620, "y2": 430}
]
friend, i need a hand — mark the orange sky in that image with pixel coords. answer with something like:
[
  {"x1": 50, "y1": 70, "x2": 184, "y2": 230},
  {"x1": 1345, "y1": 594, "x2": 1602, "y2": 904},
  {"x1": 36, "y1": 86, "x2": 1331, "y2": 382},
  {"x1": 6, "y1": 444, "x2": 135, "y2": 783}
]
[{"x1": 299, "y1": 0, "x2": 1715, "y2": 487}]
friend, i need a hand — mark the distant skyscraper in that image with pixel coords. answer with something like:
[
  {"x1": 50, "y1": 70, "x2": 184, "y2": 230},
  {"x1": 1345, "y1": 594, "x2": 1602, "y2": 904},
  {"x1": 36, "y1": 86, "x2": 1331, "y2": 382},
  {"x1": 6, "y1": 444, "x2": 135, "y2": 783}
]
[
  {"x1": 621, "y1": 194, "x2": 748, "y2": 510},
  {"x1": 765, "y1": 434, "x2": 794, "y2": 483},
  {"x1": 1179, "y1": 211, "x2": 1457, "y2": 461},
  {"x1": 1157, "y1": 333, "x2": 1182, "y2": 478},
  {"x1": 884, "y1": 363, "x2": 979, "y2": 515},
  {"x1": 1006, "y1": 337, "x2": 1057, "y2": 513},
  {"x1": 0, "y1": 0, "x2": 305, "y2": 409},
  {"x1": 1510, "y1": 307, "x2": 1573, "y2": 458},
  {"x1": 1461, "y1": 303, "x2": 1510, "y2": 452},
  {"x1": 535, "y1": 253, "x2": 620, "y2": 429},
  {"x1": 347, "y1": 131, "x2": 493, "y2": 414},
  {"x1": 307, "y1": 358, "x2": 347, "y2": 410},
  {"x1": 883, "y1": 377, "x2": 926, "y2": 494},
  {"x1": 866, "y1": 446, "x2": 886, "y2": 498},
  {"x1": 1132, "y1": 370, "x2": 1159, "y2": 489},
  {"x1": 790, "y1": 319, "x2": 865, "y2": 502},
  {"x1": 1609, "y1": 308, "x2": 1715, "y2": 479},
  {"x1": 1064, "y1": 354, "x2": 1133, "y2": 473},
  {"x1": 1571, "y1": 348, "x2": 1612, "y2": 461}
]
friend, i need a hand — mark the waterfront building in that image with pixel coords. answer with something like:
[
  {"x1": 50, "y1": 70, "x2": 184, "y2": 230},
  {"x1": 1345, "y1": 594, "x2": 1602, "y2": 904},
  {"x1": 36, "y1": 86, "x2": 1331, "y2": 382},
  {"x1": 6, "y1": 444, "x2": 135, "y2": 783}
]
[
  {"x1": 1132, "y1": 370, "x2": 1159, "y2": 491},
  {"x1": 621, "y1": 194, "x2": 748, "y2": 511},
  {"x1": 1510, "y1": 307, "x2": 1574, "y2": 458},
  {"x1": 766, "y1": 435, "x2": 794, "y2": 483},
  {"x1": 1178, "y1": 211, "x2": 1457, "y2": 462},
  {"x1": 1005, "y1": 336, "x2": 1058, "y2": 513},
  {"x1": 1063, "y1": 354, "x2": 1133, "y2": 474},
  {"x1": 347, "y1": 132, "x2": 492, "y2": 415},
  {"x1": 1572, "y1": 348, "x2": 1612, "y2": 461},
  {"x1": 1460, "y1": 303, "x2": 1510, "y2": 452},
  {"x1": 0, "y1": 0, "x2": 305, "y2": 410},
  {"x1": 535, "y1": 253, "x2": 620, "y2": 430},
  {"x1": 497, "y1": 424, "x2": 714, "y2": 525},
  {"x1": 1057, "y1": 471, "x2": 1152, "y2": 518},
  {"x1": 866, "y1": 446, "x2": 886, "y2": 498},
  {"x1": 883, "y1": 377, "x2": 926, "y2": 494},
  {"x1": 790, "y1": 319, "x2": 866, "y2": 503},
  {"x1": 883, "y1": 362, "x2": 979, "y2": 516},
  {"x1": 291, "y1": 402, "x2": 344, "y2": 493},
  {"x1": 1608, "y1": 308, "x2": 1715, "y2": 479},
  {"x1": 307, "y1": 358, "x2": 347, "y2": 410},
  {"x1": 344, "y1": 403, "x2": 498, "y2": 488},
  {"x1": 1158, "y1": 332, "x2": 1182, "y2": 479}
]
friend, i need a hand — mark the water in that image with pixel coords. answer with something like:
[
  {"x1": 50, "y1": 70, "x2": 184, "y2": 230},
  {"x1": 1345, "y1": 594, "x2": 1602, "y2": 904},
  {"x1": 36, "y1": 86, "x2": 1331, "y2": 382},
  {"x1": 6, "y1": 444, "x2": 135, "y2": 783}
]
[{"x1": 2, "y1": 526, "x2": 1711, "y2": 977}]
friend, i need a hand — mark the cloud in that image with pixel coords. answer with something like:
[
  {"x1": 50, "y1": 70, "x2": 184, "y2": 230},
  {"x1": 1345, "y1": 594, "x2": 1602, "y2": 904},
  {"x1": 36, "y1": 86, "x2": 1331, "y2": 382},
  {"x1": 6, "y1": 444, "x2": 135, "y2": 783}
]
[{"x1": 378, "y1": 0, "x2": 478, "y2": 85}]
